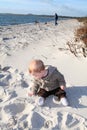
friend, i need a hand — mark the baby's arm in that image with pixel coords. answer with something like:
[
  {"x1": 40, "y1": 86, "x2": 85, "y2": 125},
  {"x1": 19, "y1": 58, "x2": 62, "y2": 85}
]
[
  {"x1": 54, "y1": 68, "x2": 66, "y2": 89},
  {"x1": 28, "y1": 82, "x2": 40, "y2": 96},
  {"x1": 28, "y1": 82, "x2": 35, "y2": 96}
]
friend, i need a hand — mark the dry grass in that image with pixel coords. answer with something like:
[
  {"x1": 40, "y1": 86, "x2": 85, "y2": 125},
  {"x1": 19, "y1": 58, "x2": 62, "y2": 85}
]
[
  {"x1": 66, "y1": 17, "x2": 87, "y2": 58},
  {"x1": 76, "y1": 17, "x2": 87, "y2": 47}
]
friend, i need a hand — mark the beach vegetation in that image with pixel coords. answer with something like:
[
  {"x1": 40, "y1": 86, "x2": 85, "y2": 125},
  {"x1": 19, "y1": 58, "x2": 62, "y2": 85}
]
[
  {"x1": 76, "y1": 17, "x2": 87, "y2": 47},
  {"x1": 66, "y1": 17, "x2": 87, "y2": 58}
]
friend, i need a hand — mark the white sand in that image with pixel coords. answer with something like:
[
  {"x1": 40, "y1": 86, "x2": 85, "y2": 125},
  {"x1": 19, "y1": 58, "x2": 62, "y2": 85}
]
[{"x1": 0, "y1": 19, "x2": 87, "y2": 130}]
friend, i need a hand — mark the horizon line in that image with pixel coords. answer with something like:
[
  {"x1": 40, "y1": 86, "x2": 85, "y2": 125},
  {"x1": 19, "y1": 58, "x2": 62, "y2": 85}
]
[{"x1": 0, "y1": 12, "x2": 87, "y2": 18}]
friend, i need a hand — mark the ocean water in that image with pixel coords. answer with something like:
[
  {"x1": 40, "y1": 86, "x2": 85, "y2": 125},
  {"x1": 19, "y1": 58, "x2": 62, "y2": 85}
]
[{"x1": 0, "y1": 14, "x2": 57, "y2": 26}]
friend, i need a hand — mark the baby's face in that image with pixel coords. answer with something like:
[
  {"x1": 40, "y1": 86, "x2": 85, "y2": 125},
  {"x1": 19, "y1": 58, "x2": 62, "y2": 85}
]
[{"x1": 30, "y1": 70, "x2": 44, "y2": 79}]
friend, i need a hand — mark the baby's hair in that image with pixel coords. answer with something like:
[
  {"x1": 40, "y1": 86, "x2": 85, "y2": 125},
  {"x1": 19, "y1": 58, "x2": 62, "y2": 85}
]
[{"x1": 29, "y1": 59, "x2": 45, "y2": 73}]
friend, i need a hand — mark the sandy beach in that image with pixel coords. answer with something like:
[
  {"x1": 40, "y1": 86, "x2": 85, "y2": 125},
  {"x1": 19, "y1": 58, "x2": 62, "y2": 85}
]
[{"x1": 0, "y1": 19, "x2": 87, "y2": 130}]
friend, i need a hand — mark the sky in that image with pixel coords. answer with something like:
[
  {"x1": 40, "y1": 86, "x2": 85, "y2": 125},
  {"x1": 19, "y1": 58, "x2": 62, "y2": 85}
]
[{"x1": 0, "y1": 0, "x2": 87, "y2": 17}]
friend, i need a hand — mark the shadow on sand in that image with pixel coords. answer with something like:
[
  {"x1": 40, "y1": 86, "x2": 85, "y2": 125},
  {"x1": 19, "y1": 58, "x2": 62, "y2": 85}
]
[
  {"x1": 66, "y1": 86, "x2": 87, "y2": 108},
  {"x1": 44, "y1": 86, "x2": 87, "y2": 108}
]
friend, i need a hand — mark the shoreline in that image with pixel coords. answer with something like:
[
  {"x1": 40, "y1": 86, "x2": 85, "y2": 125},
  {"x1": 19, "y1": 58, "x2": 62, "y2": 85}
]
[{"x1": 0, "y1": 17, "x2": 71, "y2": 27}]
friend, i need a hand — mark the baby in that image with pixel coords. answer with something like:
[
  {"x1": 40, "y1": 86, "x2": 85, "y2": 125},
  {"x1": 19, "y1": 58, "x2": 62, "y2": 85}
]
[{"x1": 28, "y1": 59, "x2": 68, "y2": 106}]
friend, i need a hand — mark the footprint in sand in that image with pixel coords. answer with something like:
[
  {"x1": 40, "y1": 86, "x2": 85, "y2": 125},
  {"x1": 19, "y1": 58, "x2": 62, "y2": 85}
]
[
  {"x1": 0, "y1": 89, "x2": 18, "y2": 102},
  {"x1": 44, "y1": 120, "x2": 53, "y2": 128},
  {"x1": 27, "y1": 112, "x2": 45, "y2": 129},
  {"x1": 4, "y1": 102, "x2": 25, "y2": 115},
  {"x1": 18, "y1": 120, "x2": 28, "y2": 130},
  {"x1": 55, "y1": 111, "x2": 86, "y2": 130},
  {"x1": 43, "y1": 111, "x2": 86, "y2": 130}
]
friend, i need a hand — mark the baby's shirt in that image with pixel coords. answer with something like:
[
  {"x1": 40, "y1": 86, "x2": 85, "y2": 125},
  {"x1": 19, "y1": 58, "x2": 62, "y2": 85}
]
[{"x1": 29, "y1": 65, "x2": 66, "y2": 95}]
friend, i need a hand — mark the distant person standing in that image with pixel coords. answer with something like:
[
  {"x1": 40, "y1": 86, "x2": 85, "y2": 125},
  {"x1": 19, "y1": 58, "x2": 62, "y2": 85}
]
[{"x1": 55, "y1": 13, "x2": 58, "y2": 25}]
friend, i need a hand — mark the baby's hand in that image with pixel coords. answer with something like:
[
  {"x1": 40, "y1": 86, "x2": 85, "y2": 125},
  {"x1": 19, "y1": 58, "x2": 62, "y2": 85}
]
[
  {"x1": 28, "y1": 85, "x2": 34, "y2": 96},
  {"x1": 60, "y1": 85, "x2": 65, "y2": 90},
  {"x1": 28, "y1": 92, "x2": 33, "y2": 96},
  {"x1": 28, "y1": 90, "x2": 34, "y2": 96}
]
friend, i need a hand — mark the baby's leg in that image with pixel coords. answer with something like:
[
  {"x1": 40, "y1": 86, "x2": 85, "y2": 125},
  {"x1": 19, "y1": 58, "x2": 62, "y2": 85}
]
[
  {"x1": 54, "y1": 88, "x2": 66, "y2": 101},
  {"x1": 37, "y1": 88, "x2": 49, "y2": 98},
  {"x1": 54, "y1": 88, "x2": 68, "y2": 106},
  {"x1": 37, "y1": 88, "x2": 49, "y2": 106}
]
